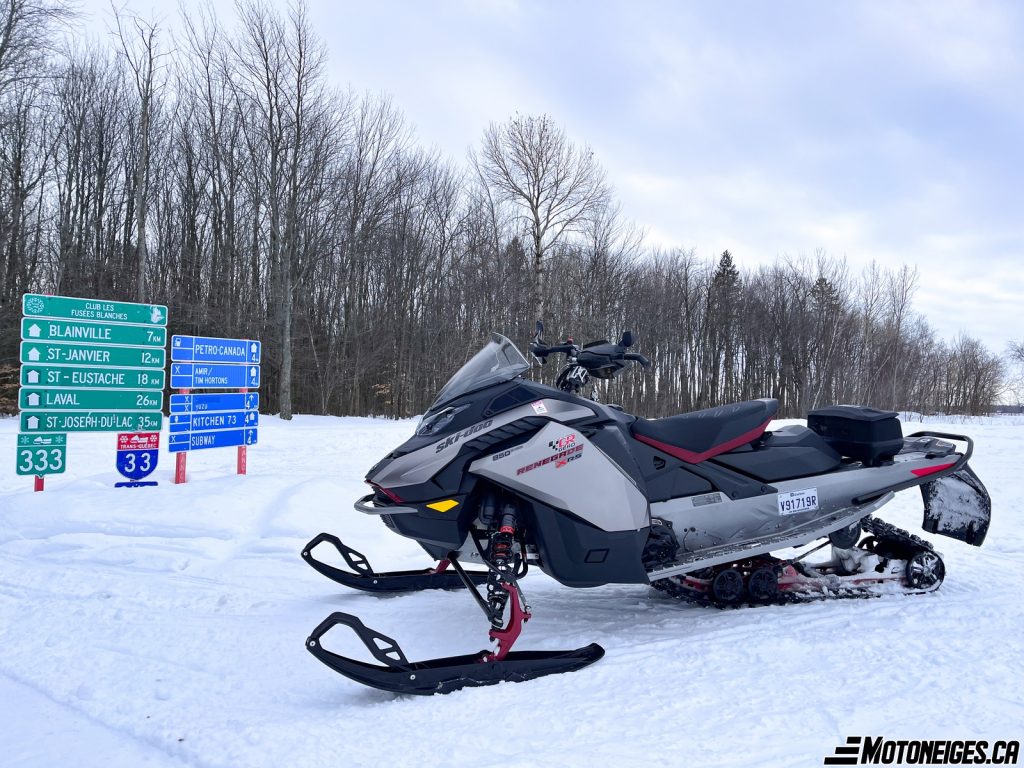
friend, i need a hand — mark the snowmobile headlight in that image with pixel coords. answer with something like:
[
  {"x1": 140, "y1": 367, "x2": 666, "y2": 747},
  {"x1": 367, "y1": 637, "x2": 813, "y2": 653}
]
[{"x1": 415, "y1": 405, "x2": 469, "y2": 436}]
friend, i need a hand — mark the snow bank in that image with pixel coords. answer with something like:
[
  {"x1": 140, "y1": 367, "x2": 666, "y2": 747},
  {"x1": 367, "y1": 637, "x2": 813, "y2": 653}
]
[{"x1": 1, "y1": 415, "x2": 1021, "y2": 767}]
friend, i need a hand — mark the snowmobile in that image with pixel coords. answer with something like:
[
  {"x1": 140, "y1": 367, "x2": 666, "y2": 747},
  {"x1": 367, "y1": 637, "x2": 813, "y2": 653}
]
[{"x1": 303, "y1": 325, "x2": 991, "y2": 695}]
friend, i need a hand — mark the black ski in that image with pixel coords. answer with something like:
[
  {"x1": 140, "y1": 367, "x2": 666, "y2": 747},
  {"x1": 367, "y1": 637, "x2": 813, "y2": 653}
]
[
  {"x1": 301, "y1": 533, "x2": 488, "y2": 593},
  {"x1": 306, "y1": 612, "x2": 604, "y2": 695}
]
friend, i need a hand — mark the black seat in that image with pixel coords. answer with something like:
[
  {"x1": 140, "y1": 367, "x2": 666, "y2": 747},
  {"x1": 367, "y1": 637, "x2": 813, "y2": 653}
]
[{"x1": 631, "y1": 398, "x2": 779, "y2": 464}]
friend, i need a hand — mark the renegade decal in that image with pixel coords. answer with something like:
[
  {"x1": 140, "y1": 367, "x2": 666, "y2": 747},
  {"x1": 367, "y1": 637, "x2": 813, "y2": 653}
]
[
  {"x1": 433, "y1": 419, "x2": 494, "y2": 453},
  {"x1": 516, "y1": 444, "x2": 583, "y2": 475}
]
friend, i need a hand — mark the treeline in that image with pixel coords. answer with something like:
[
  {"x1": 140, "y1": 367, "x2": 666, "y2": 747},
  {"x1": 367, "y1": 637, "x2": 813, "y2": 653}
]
[{"x1": 0, "y1": 0, "x2": 1004, "y2": 419}]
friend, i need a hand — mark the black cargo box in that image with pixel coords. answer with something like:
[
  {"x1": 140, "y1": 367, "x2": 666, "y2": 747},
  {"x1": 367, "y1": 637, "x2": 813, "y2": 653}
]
[{"x1": 807, "y1": 405, "x2": 903, "y2": 465}]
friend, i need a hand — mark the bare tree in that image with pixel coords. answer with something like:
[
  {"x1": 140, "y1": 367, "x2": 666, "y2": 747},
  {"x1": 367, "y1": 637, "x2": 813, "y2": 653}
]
[
  {"x1": 111, "y1": 3, "x2": 166, "y2": 302},
  {"x1": 0, "y1": 0, "x2": 72, "y2": 97},
  {"x1": 474, "y1": 113, "x2": 610, "y2": 325},
  {"x1": 1006, "y1": 340, "x2": 1024, "y2": 407}
]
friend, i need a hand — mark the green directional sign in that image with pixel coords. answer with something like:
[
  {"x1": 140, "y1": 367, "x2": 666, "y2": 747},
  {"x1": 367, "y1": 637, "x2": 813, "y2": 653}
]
[
  {"x1": 20, "y1": 365, "x2": 165, "y2": 390},
  {"x1": 20, "y1": 341, "x2": 164, "y2": 369},
  {"x1": 15, "y1": 433, "x2": 67, "y2": 476},
  {"x1": 20, "y1": 411, "x2": 163, "y2": 433},
  {"x1": 21, "y1": 317, "x2": 166, "y2": 347},
  {"x1": 19, "y1": 388, "x2": 163, "y2": 411},
  {"x1": 22, "y1": 294, "x2": 168, "y2": 326}
]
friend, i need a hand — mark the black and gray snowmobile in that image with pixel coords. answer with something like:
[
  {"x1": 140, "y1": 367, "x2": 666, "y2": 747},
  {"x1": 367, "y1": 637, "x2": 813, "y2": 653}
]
[{"x1": 303, "y1": 326, "x2": 991, "y2": 695}]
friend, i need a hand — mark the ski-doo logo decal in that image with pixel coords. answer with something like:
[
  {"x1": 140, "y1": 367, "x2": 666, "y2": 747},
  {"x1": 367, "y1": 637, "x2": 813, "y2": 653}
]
[
  {"x1": 548, "y1": 433, "x2": 577, "y2": 452},
  {"x1": 823, "y1": 735, "x2": 1020, "y2": 765},
  {"x1": 516, "y1": 444, "x2": 583, "y2": 475},
  {"x1": 531, "y1": 400, "x2": 548, "y2": 415},
  {"x1": 433, "y1": 419, "x2": 493, "y2": 453},
  {"x1": 778, "y1": 488, "x2": 818, "y2": 515}
]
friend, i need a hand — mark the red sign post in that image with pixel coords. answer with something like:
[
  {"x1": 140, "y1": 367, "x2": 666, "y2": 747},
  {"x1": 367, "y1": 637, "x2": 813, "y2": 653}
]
[
  {"x1": 237, "y1": 387, "x2": 248, "y2": 475},
  {"x1": 174, "y1": 388, "x2": 189, "y2": 484}
]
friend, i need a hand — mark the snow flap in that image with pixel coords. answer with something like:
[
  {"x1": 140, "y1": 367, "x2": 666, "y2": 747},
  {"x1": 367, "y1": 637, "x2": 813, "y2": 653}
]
[{"x1": 920, "y1": 463, "x2": 991, "y2": 546}]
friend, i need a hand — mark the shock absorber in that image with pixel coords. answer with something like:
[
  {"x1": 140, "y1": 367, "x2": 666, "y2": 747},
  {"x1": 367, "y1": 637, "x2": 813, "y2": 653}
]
[
  {"x1": 485, "y1": 499, "x2": 520, "y2": 625},
  {"x1": 491, "y1": 502, "x2": 517, "y2": 569}
]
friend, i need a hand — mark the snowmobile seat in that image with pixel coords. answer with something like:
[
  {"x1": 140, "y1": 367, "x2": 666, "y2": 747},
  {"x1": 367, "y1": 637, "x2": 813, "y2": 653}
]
[{"x1": 630, "y1": 398, "x2": 779, "y2": 464}]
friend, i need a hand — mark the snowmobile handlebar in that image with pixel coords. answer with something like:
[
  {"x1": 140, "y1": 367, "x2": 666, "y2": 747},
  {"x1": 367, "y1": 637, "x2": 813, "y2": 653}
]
[
  {"x1": 529, "y1": 341, "x2": 579, "y2": 360},
  {"x1": 624, "y1": 352, "x2": 652, "y2": 368}
]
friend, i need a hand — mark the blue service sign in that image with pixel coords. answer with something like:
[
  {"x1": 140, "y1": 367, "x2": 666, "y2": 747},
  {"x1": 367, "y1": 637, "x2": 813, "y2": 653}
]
[
  {"x1": 169, "y1": 410, "x2": 258, "y2": 433},
  {"x1": 171, "y1": 335, "x2": 261, "y2": 364},
  {"x1": 168, "y1": 427, "x2": 258, "y2": 453},
  {"x1": 115, "y1": 433, "x2": 159, "y2": 481},
  {"x1": 170, "y1": 362, "x2": 260, "y2": 389},
  {"x1": 169, "y1": 392, "x2": 259, "y2": 414}
]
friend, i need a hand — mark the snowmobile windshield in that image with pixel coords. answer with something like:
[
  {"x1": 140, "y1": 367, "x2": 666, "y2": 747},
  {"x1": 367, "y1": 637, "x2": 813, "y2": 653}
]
[{"x1": 431, "y1": 333, "x2": 530, "y2": 410}]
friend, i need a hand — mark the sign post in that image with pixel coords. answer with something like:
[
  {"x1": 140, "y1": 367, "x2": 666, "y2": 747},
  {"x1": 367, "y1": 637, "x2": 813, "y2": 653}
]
[
  {"x1": 169, "y1": 335, "x2": 260, "y2": 483},
  {"x1": 16, "y1": 433, "x2": 67, "y2": 492},
  {"x1": 175, "y1": 388, "x2": 189, "y2": 485},
  {"x1": 237, "y1": 388, "x2": 248, "y2": 475},
  {"x1": 18, "y1": 294, "x2": 168, "y2": 490}
]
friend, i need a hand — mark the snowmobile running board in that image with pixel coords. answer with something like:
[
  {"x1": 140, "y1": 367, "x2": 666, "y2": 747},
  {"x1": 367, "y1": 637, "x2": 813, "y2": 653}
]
[
  {"x1": 646, "y1": 493, "x2": 894, "y2": 582},
  {"x1": 306, "y1": 612, "x2": 605, "y2": 695},
  {"x1": 301, "y1": 533, "x2": 489, "y2": 593}
]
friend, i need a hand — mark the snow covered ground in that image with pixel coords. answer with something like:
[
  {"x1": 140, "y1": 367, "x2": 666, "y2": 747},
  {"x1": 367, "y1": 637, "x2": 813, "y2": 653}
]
[{"x1": 1, "y1": 414, "x2": 1022, "y2": 768}]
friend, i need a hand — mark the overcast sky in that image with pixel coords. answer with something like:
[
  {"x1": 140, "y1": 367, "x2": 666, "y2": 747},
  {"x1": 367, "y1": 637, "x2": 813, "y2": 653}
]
[{"x1": 81, "y1": 0, "x2": 1023, "y2": 352}]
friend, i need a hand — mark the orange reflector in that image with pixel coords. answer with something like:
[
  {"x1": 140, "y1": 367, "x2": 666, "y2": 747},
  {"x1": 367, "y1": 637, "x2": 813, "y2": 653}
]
[{"x1": 426, "y1": 499, "x2": 459, "y2": 513}]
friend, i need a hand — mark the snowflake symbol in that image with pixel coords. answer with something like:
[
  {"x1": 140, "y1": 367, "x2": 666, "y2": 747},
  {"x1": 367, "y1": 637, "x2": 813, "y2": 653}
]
[{"x1": 25, "y1": 297, "x2": 45, "y2": 314}]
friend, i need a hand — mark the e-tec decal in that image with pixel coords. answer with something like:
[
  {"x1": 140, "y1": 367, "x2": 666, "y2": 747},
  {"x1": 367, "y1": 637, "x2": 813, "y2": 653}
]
[{"x1": 434, "y1": 419, "x2": 493, "y2": 453}]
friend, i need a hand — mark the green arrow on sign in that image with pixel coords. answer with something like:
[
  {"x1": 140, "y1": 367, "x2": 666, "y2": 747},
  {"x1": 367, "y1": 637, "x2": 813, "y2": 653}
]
[
  {"x1": 21, "y1": 317, "x2": 166, "y2": 347},
  {"x1": 20, "y1": 389, "x2": 163, "y2": 411},
  {"x1": 22, "y1": 294, "x2": 168, "y2": 326},
  {"x1": 15, "y1": 432, "x2": 67, "y2": 476},
  {"x1": 20, "y1": 411, "x2": 163, "y2": 433},
  {"x1": 20, "y1": 341, "x2": 165, "y2": 369},
  {"x1": 20, "y1": 365, "x2": 165, "y2": 390}
]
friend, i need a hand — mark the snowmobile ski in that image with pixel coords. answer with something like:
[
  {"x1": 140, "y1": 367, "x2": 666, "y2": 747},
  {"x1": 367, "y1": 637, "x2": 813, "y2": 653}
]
[
  {"x1": 305, "y1": 612, "x2": 604, "y2": 695},
  {"x1": 301, "y1": 533, "x2": 488, "y2": 593}
]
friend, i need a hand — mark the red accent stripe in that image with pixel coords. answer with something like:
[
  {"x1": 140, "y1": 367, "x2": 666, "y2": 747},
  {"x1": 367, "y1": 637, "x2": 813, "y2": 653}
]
[
  {"x1": 633, "y1": 417, "x2": 774, "y2": 464},
  {"x1": 911, "y1": 462, "x2": 956, "y2": 478},
  {"x1": 372, "y1": 484, "x2": 404, "y2": 503}
]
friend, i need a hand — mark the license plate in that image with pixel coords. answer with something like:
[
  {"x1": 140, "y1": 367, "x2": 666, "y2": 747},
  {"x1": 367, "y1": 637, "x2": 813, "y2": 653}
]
[{"x1": 778, "y1": 488, "x2": 818, "y2": 515}]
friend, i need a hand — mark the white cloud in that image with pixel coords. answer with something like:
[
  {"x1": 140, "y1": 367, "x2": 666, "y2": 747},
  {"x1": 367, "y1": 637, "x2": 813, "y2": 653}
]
[{"x1": 70, "y1": 0, "x2": 1024, "y2": 352}]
